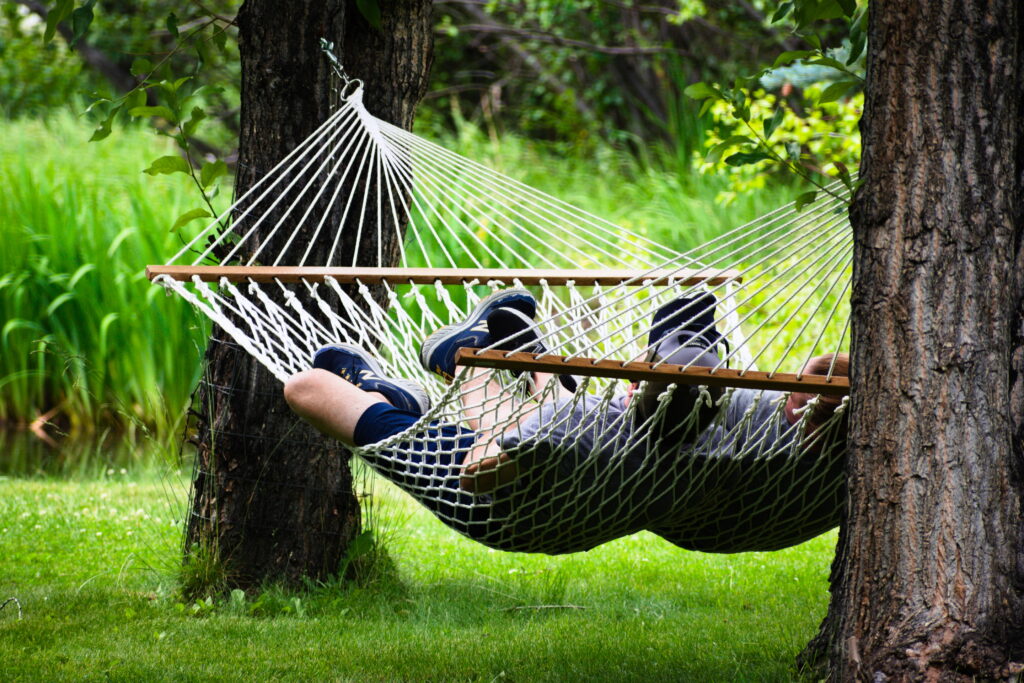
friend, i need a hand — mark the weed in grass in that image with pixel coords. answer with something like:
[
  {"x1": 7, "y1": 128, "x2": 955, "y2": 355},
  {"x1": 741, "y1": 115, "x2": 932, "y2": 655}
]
[{"x1": 179, "y1": 540, "x2": 229, "y2": 603}]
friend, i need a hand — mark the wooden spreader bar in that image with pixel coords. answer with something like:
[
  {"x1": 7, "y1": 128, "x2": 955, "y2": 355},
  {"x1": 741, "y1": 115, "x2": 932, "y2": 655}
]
[
  {"x1": 456, "y1": 348, "x2": 849, "y2": 396},
  {"x1": 145, "y1": 265, "x2": 741, "y2": 287}
]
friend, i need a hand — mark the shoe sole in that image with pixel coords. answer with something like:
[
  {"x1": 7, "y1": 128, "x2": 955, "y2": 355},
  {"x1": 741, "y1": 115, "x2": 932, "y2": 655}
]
[
  {"x1": 487, "y1": 307, "x2": 579, "y2": 393},
  {"x1": 419, "y1": 289, "x2": 536, "y2": 376},
  {"x1": 316, "y1": 343, "x2": 431, "y2": 414}
]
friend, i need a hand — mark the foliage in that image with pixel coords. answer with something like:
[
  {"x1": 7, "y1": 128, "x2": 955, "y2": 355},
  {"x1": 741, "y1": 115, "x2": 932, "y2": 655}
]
[
  {"x1": 698, "y1": 85, "x2": 862, "y2": 205},
  {"x1": 0, "y1": 115, "x2": 211, "y2": 438},
  {"x1": 0, "y1": 470, "x2": 838, "y2": 680},
  {"x1": 0, "y1": 4, "x2": 100, "y2": 116},
  {"x1": 685, "y1": 0, "x2": 866, "y2": 206},
  {"x1": 430, "y1": 0, "x2": 801, "y2": 151}
]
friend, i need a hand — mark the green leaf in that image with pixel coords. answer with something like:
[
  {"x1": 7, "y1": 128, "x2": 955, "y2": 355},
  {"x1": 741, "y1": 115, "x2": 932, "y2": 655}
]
[
  {"x1": 847, "y1": 30, "x2": 866, "y2": 65},
  {"x1": 348, "y1": 530, "x2": 375, "y2": 560},
  {"x1": 82, "y1": 96, "x2": 110, "y2": 115},
  {"x1": 356, "y1": 0, "x2": 382, "y2": 28},
  {"x1": 184, "y1": 106, "x2": 207, "y2": 138},
  {"x1": 43, "y1": 0, "x2": 74, "y2": 43},
  {"x1": 130, "y1": 57, "x2": 154, "y2": 78},
  {"x1": 832, "y1": 161, "x2": 857, "y2": 193},
  {"x1": 772, "y1": 50, "x2": 815, "y2": 69},
  {"x1": 128, "y1": 105, "x2": 177, "y2": 123},
  {"x1": 763, "y1": 107, "x2": 786, "y2": 139},
  {"x1": 683, "y1": 82, "x2": 718, "y2": 100},
  {"x1": 809, "y1": 57, "x2": 850, "y2": 72},
  {"x1": 794, "y1": 190, "x2": 818, "y2": 212},
  {"x1": 725, "y1": 151, "x2": 772, "y2": 167},
  {"x1": 89, "y1": 104, "x2": 122, "y2": 142},
  {"x1": 212, "y1": 29, "x2": 228, "y2": 53},
  {"x1": 170, "y1": 208, "x2": 211, "y2": 233},
  {"x1": 89, "y1": 121, "x2": 113, "y2": 142},
  {"x1": 199, "y1": 160, "x2": 227, "y2": 189},
  {"x1": 70, "y1": 2, "x2": 95, "y2": 45},
  {"x1": 785, "y1": 141, "x2": 802, "y2": 161},
  {"x1": 793, "y1": 0, "x2": 845, "y2": 26},
  {"x1": 771, "y1": 1, "x2": 793, "y2": 23},
  {"x1": 818, "y1": 79, "x2": 860, "y2": 104},
  {"x1": 704, "y1": 135, "x2": 755, "y2": 164},
  {"x1": 125, "y1": 88, "x2": 146, "y2": 111},
  {"x1": 144, "y1": 155, "x2": 191, "y2": 176},
  {"x1": 835, "y1": 0, "x2": 856, "y2": 18},
  {"x1": 166, "y1": 12, "x2": 179, "y2": 38}
]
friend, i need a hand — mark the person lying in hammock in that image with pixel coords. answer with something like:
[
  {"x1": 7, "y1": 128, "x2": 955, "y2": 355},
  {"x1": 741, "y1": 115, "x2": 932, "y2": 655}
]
[{"x1": 283, "y1": 289, "x2": 849, "y2": 554}]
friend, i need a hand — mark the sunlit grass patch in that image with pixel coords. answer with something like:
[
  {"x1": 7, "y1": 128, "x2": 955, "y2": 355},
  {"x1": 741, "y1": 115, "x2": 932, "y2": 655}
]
[{"x1": 0, "y1": 470, "x2": 834, "y2": 681}]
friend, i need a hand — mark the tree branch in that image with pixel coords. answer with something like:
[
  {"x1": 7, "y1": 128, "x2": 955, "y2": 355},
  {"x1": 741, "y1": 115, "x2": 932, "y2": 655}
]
[{"x1": 455, "y1": 23, "x2": 690, "y2": 56}]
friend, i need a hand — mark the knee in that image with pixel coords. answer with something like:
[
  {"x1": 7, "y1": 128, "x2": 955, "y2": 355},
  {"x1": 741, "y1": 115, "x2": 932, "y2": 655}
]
[{"x1": 283, "y1": 369, "x2": 327, "y2": 413}]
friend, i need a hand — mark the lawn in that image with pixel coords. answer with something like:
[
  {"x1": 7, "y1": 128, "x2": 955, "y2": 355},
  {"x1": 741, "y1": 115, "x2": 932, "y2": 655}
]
[{"x1": 0, "y1": 465, "x2": 836, "y2": 681}]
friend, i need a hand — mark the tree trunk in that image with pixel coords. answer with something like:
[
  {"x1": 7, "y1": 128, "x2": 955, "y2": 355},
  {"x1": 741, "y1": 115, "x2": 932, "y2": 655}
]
[
  {"x1": 802, "y1": 1, "x2": 1024, "y2": 679},
  {"x1": 185, "y1": 0, "x2": 433, "y2": 590}
]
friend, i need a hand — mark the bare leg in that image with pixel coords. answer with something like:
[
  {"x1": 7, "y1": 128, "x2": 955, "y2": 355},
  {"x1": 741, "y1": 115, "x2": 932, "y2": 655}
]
[
  {"x1": 283, "y1": 369, "x2": 389, "y2": 446},
  {"x1": 456, "y1": 369, "x2": 560, "y2": 493}
]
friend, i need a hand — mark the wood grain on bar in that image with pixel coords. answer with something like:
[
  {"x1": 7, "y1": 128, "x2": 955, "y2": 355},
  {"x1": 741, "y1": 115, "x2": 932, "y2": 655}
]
[
  {"x1": 145, "y1": 265, "x2": 741, "y2": 287},
  {"x1": 455, "y1": 348, "x2": 849, "y2": 396}
]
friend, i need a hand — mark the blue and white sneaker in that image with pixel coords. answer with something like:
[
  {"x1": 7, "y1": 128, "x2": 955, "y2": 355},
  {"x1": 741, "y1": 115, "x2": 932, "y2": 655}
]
[
  {"x1": 313, "y1": 344, "x2": 431, "y2": 415},
  {"x1": 419, "y1": 288, "x2": 537, "y2": 381},
  {"x1": 486, "y1": 306, "x2": 578, "y2": 392}
]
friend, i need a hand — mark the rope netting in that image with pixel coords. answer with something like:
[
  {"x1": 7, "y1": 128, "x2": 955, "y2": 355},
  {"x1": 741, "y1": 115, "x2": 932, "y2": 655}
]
[{"x1": 152, "y1": 82, "x2": 851, "y2": 554}]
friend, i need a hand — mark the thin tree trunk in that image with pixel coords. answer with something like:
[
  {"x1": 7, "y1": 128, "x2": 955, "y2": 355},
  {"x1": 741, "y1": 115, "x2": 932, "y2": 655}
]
[
  {"x1": 185, "y1": 0, "x2": 433, "y2": 590},
  {"x1": 803, "y1": 1, "x2": 1024, "y2": 678}
]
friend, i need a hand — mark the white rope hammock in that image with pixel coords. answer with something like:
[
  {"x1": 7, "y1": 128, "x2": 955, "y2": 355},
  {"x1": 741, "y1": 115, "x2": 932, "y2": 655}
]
[{"x1": 150, "y1": 82, "x2": 851, "y2": 555}]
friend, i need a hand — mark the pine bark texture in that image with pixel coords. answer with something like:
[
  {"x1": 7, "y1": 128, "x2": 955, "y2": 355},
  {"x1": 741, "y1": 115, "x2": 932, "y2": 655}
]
[
  {"x1": 808, "y1": 1, "x2": 1024, "y2": 679},
  {"x1": 185, "y1": 0, "x2": 433, "y2": 589}
]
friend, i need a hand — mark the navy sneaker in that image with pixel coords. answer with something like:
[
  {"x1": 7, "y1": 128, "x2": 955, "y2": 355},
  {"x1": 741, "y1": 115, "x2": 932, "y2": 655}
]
[
  {"x1": 647, "y1": 292, "x2": 726, "y2": 354},
  {"x1": 486, "y1": 306, "x2": 578, "y2": 392},
  {"x1": 313, "y1": 344, "x2": 431, "y2": 415},
  {"x1": 419, "y1": 288, "x2": 537, "y2": 381},
  {"x1": 634, "y1": 292, "x2": 726, "y2": 432}
]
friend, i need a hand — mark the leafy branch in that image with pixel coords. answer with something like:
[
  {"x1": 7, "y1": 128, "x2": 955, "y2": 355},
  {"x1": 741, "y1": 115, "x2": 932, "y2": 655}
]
[
  {"x1": 685, "y1": 0, "x2": 867, "y2": 209},
  {"x1": 43, "y1": 1, "x2": 235, "y2": 235}
]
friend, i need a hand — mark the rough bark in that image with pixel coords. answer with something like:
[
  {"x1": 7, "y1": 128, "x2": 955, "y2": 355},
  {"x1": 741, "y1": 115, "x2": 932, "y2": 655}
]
[
  {"x1": 185, "y1": 0, "x2": 433, "y2": 589},
  {"x1": 802, "y1": 1, "x2": 1024, "y2": 679}
]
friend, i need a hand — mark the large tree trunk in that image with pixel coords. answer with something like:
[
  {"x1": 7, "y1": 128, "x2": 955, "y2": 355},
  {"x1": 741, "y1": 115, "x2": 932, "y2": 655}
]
[
  {"x1": 185, "y1": 0, "x2": 433, "y2": 590},
  {"x1": 802, "y1": 1, "x2": 1024, "y2": 679}
]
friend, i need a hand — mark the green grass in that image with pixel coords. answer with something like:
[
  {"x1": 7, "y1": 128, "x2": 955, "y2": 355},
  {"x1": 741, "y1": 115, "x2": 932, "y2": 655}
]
[
  {"x1": 0, "y1": 467, "x2": 835, "y2": 681},
  {"x1": 0, "y1": 113, "x2": 212, "y2": 440}
]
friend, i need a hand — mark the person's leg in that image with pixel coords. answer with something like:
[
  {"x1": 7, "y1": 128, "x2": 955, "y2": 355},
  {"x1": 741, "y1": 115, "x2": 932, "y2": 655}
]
[
  {"x1": 634, "y1": 292, "x2": 726, "y2": 438},
  {"x1": 419, "y1": 288, "x2": 572, "y2": 493},
  {"x1": 284, "y1": 369, "x2": 389, "y2": 446},
  {"x1": 455, "y1": 367, "x2": 551, "y2": 493},
  {"x1": 285, "y1": 343, "x2": 431, "y2": 446}
]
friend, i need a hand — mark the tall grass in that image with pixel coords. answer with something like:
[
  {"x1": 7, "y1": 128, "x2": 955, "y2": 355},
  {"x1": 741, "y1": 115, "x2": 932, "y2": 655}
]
[
  {"x1": 424, "y1": 119, "x2": 787, "y2": 254},
  {"x1": 0, "y1": 113, "x2": 210, "y2": 439}
]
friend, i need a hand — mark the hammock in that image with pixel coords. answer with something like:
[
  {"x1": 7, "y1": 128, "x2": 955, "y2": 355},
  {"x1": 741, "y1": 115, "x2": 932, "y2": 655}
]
[{"x1": 149, "y1": 78, "x2": 851, "y2": 555}]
